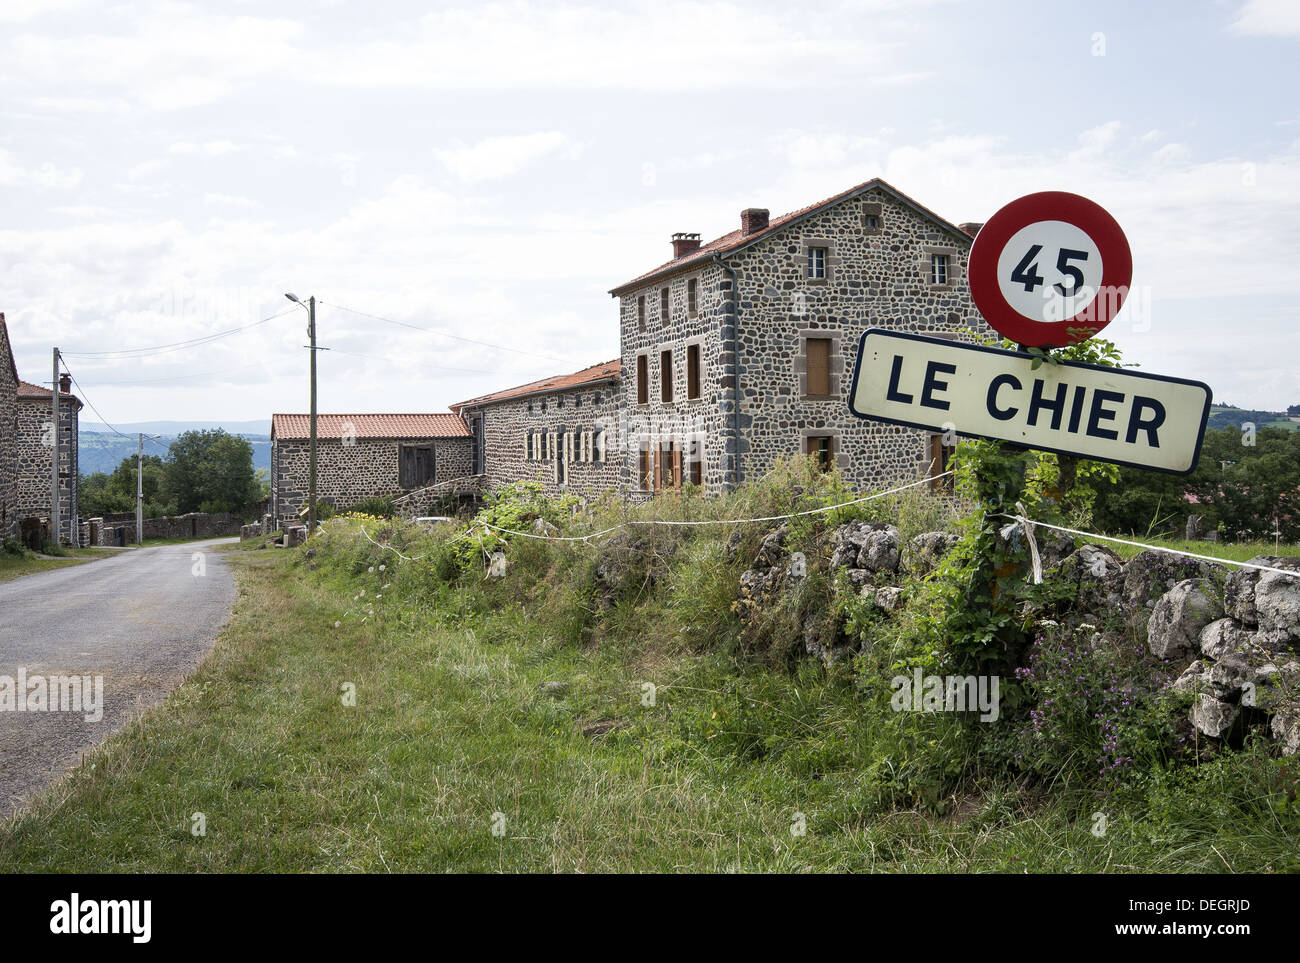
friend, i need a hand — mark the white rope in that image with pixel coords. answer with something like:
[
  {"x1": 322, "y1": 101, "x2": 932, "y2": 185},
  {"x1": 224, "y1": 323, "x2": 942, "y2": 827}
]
[
  {"x1": 474, "y1": 472, "x2": 951, "y2": 542},
  {"x1": 997, "y1": 513, "x2": 1300, "y2": 580},
  {"x1": 480, "y1": 521, "x2": 624, "y2": 542},
  {"x1": 359, "y1": 524, "x2": 431, "y2": 561}
]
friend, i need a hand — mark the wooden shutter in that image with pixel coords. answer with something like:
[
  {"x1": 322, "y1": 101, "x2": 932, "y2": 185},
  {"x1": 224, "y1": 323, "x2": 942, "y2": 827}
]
[
  {"x1": 660, "y1": 350, "x2": 673, "y2": 402},
  {"x1": 637, "y1": 355, "x2": 648, "y2": 405},
  {"x1": 687, "y1": 344, "x2": 701, "y2": 400},
  {"x1": 806, "y1": 338, "x2": 831, "y2": 396},
  {"x1": 596, "y1": 429, "x2": 606, "y2": 463},
  {"x1": 672, "y1": 446, "x2": 682, "y2": 489},
  {"x1": 523, "y1": 430, "x2": 530, "y2": 460}
]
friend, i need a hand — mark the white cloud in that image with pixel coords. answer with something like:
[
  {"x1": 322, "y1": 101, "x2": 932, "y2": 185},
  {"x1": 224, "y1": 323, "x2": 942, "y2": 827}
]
[
  {"x1": 435, "y1": 132, "x2": 581, "y2": 184},
  {"x1": 0, "y1": 150, "x2": 82, "y2": 188},
  {"x1": 169, "y1": 140, "x2": 243, "y2": 156},
  {"x1": 312, "y1": 2, "x2": 923, "y2": 92},
  {"x1": 1231, "y1": 0, "x2": 1300, "y2": 38},
  {"x1": 203, "y1": 193, "x2": 258, "y2": 208}
]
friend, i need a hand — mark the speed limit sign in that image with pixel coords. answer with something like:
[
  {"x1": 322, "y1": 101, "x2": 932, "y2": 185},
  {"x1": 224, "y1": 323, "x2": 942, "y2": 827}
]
[{"x1": 967, "y1": 191, "x2": 1132, "y2": 348}]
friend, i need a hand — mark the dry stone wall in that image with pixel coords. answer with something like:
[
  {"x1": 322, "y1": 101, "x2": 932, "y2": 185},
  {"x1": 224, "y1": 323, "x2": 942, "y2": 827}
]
[{"x1": 272, "y1": 436, "x2": 474, "y2": 525}]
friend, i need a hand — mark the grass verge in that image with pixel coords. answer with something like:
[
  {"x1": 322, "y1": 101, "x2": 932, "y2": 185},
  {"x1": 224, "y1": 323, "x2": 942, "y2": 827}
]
[
  {"x1": 0, "y1": 537, "x2": 1295, "y2": 873},
  {"x1": 0, "y1": 547, "x2": 116, "y2": 584}
]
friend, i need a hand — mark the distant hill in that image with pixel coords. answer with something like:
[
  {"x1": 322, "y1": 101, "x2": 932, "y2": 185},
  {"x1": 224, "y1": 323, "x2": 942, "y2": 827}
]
[
  {"x1": 1206, "y1": 405, "x2": 1299, "y2": 432},
  {"x1": 79, "y1": 421, "x2": 271, "y2": 476}
]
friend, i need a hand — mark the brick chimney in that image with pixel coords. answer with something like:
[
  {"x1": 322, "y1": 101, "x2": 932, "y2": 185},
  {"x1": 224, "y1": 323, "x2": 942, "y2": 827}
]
[
  {"x1": 672, "y1": 232, "x2": 701, "y2": 258},
  {"x1": 740, "y1": 208, "x2": 769, "y2": 235},
  {"x1": 958, "y1": 222, "x2": 984, "y2": 238},
  {"x1": 59, "y1": 373, "x2": 71, "y2": 395}
]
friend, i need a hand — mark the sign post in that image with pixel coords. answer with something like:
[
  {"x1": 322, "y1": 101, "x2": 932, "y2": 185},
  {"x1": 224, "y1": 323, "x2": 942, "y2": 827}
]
[{"x1": 846, "y1": 190, "x2": 1211, "y2": 666}]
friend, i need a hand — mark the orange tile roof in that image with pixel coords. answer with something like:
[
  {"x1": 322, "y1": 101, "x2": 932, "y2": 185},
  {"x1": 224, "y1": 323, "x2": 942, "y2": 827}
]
[
  {"x1": 609, "y1": 177, "x2": 971, "y2": 295},
  {"x1": 453, "y1": 359, "x2": 621, "y2": 410},
  {"x1": 271, "y1": 413, "x2": 470, "y2": 441},
  {"x1": 17, "y1": 378, "x2": 81, "y2": 406}
]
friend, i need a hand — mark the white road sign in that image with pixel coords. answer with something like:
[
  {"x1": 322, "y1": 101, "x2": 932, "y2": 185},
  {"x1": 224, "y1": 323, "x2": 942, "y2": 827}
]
[{"x1": 848, "y1": 329, "x2": 1212, "y2": 475}]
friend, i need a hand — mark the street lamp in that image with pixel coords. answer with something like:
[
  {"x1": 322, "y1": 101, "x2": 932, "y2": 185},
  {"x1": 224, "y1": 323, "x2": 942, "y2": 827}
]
[
  {"x1": 285, "y1": 292, "x2": 318, "y2": 535},
  {"x1": 137, "y1": 433, "x2": 161, "y2": 545}
]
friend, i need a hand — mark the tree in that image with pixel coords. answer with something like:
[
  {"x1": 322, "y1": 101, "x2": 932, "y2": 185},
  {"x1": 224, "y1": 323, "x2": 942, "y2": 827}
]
[
  {"x1": 79, "y1": 455, "x2": 173, "y2": 518},
  {"x1": 164, "y1": 429, "x2": 260, "y2": 515}
]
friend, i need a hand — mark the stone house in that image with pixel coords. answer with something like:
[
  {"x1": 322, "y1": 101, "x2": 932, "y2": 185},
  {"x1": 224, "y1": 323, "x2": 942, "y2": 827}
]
[
  {"x1": 607, "y1": 177, "x2": 991, "y2": 495},
  {"x1": 270, "y1": 413, "x2": 474, "y2": 524},
  {"x1": 17, "y1": 372, "x2": 82, "y2": 542},
  {"x1": 452, "y1": 359, "x2": 622, "y2": 499},
  {"x1": 0, "y1": 314, "x2": 18, "y2": 543}
]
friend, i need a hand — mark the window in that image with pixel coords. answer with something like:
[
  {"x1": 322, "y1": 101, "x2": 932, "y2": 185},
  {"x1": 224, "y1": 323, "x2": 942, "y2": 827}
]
[
  {"x1": 660, "y1": 349, "x2": 673, "y2": 402},
  {"x1": 399, "y1": 445, "x2": 436, "y2": 489},
  {"x1": 686, "y1": 343, "x2": 701, "y2": 400},
  {"x1": 639, "y1": 448, "x2": 653, "y2": 490},
  {"x1": 864, "y1": 214, "x2": 880, "y2": 230},
  {"x1": 929, "y1": 435, "x2": 957, "y2": 492},
  {"x1": 805, "y1": 337, "x2": 831, "y2": 396},
  {"x1": 638, "y1": 296, "x2": 646, "y2": 332},
  {"x1": 687, "y1": 278, "x2": 698, "y2": 316},
  {"x1": 690, "y1": 459, "x2": 703, "y2": 487},
  {"x1": 660, "y1": 287, "x2": 670, "y2": 322},
  {"x1": 807, "y1": 246, "x2": 827, "y2": 279},
  {"x1": 636, "y1": 354, "x2": 649, "y2": 405},
  {"x1": 806, "y1": 435, "x2": 834, "y2": 472},
  {"x1": 930, "y1": 253, "x2": 949, "y2": 285}
]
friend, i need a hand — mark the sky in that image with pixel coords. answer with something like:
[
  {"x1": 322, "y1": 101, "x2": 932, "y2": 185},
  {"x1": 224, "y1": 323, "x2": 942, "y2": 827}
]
[{"x1": 1, "y1": 0, "x2": 1298, "y2": 426}]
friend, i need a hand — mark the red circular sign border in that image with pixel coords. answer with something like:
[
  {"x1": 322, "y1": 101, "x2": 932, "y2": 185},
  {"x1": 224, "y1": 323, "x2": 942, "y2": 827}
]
[{"x1": 967, "y1": 191, "x2": 1133, "y2": 348}]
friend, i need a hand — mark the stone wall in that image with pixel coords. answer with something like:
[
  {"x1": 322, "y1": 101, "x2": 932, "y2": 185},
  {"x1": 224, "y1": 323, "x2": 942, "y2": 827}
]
[
  {"x1": 271, "y1": 435, "x2": 475, "y2": 525},
  {"x1": 16, "y1": 394, "x2": 79, "y2": 536},
  {"x1": 459, "y1": 381, "x2": 622, "y2": 500},
  {"x1": 0, "y1": 324, "x2": 16, "y2": 543},
  {"x1": 91, "y1": 511, "x2": 244, "y2": 545},
  {"x1": 616, "y1": 185, "x2": 994, "y2": 495}
]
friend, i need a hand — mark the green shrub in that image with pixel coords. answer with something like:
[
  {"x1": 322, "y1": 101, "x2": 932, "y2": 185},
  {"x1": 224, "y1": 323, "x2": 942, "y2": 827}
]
[{"x1": 348, "y1": 496, "x2": 397, "y2": 518}]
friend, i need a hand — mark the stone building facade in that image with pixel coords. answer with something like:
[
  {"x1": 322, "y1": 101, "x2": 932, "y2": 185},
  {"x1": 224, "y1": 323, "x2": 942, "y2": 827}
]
[
  {"x1": 607, "y1": 178, "x2": 991, "y2": 495},
  {"x1": 16, "y1": 373, "x2": 81, "y2": 540},
  {"x1": 270, "y1": 413, "x2": 474, "y2": 525},
  {"x1": 0, "y1": 315, "x2": 18, "y2": 543},
  {"x1": 453, "y1": 360, "x2": 622, "y2": 499}
]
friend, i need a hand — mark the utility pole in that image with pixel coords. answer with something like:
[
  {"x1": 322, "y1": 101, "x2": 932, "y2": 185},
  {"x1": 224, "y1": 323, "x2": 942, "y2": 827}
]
[
  {"x1": 308, "y1": 295, "x2": 317, "y2": 534},
  {"x1": 50, "y1": 347, "x2": 59, "y2": 549},
  {"x1": 285, "y1": 292, "x2": 319, "y2": 535},
  {"x1": 137, "y1": 432, "x2": 144, "y2": 545}
]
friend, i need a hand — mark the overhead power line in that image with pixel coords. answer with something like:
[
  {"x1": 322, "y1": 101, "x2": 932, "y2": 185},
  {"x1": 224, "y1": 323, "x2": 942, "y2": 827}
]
[
  {"x1": 61, "y1": 306, "x2": 297, "y2": 359},
  {"x1": 61, "y1": 363, "x2": 170, "y2": 454}
]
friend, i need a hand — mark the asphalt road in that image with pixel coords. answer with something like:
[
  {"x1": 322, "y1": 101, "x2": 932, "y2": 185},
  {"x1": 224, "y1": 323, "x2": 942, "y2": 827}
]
[{"x1": 0, "y1": 538, "x2": 238, "y2": 816}]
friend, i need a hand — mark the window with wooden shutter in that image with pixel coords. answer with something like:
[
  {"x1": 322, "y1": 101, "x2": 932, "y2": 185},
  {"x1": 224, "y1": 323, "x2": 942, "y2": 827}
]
[
  {"x1": 687, "y1": 278, "x2": 698, "y2": 316},
  {"x1": 686, "y1": 343, "x2": 701, "y2": 400},
  {"x1": 660, "y1": 287, "x2": 669, "y2": 322},
  {"x1": 637, "y1": 355, "x2": 649, "y2": 405},
  {"x1": 806, "y1": 338, "x2": 831, "y2": 396},
  {"x1": 929, "y1": 434, "x2": 957, "y2": 492},
  {"x1": 807, "y1": 435, "x2": 834, "y2": 471},
  {"x1": 639, "y1": 447, "x2": 652, "y2": 490},
  {"x1": 660, "y1": 349, "x2": 673, "y2": 403}
]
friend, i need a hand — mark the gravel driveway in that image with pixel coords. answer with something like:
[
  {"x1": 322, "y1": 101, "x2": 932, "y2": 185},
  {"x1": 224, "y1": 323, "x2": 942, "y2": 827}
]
[{"x1": 0, "y1": 537, "x2": 238, "y2": 816}]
